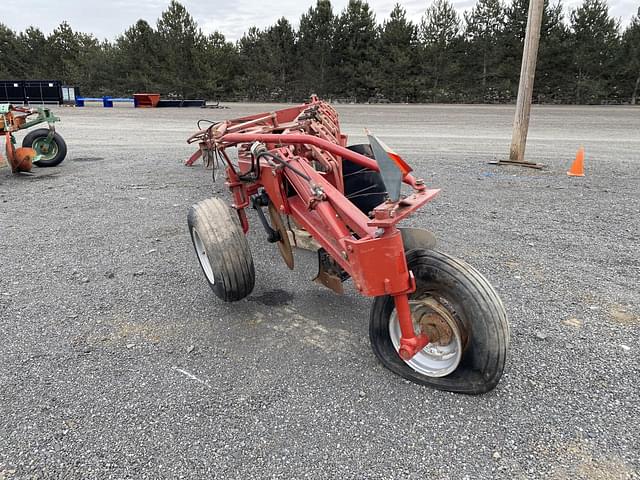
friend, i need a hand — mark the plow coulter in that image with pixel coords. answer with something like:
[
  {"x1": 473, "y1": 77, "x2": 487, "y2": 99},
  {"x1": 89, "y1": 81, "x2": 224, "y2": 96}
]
[{"x1": 186, "y1": 97, "x2": 509, "y2": 394}]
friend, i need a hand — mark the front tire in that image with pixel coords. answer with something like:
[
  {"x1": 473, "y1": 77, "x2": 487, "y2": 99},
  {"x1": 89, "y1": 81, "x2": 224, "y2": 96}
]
[
  {"x1": 369, "y1": 249, "x2": 509, "y2": 394},
  {"x1": 22, "y1": 129, "x2": 67, "y2": 167},
  {"x1": 188, "y1": 197, "x2": 255, "y2": 302}
]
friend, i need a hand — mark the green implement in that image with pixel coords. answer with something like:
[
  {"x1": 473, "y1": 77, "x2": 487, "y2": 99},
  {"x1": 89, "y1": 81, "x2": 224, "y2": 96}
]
[{"x1": 0, "y1": 104, "x2": 66, "y2": 173}]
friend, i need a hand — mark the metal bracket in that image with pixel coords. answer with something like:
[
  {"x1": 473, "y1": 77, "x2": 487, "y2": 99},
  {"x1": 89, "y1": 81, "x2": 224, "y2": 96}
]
[
  {"x1": 252, "y1": 192, "x2": 280, "y2": 243},
  {"x1": 313, "y1": 249, "x2": 350, "y2": 294}
]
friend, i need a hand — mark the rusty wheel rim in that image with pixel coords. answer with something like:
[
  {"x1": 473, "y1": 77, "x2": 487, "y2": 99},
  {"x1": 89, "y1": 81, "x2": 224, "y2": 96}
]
[{"x1": 389, "y1": 297, "x2": 464, "y2": 377}]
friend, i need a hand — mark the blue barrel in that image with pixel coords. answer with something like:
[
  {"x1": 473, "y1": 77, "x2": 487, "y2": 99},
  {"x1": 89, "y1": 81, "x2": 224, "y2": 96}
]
[
  {"x1": 103, "y1": 96, "x2": 113, "y2": 108},
  {"x1": 75, "y1": 97, "x2": 85, "y2": 107}
]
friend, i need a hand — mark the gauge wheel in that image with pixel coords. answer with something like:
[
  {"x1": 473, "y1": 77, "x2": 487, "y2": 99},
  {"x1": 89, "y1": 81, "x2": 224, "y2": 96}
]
[
  {"x1": 369, "y1": 249, "x2": 509, "y2": 394},
  {"x1": 188, "y1": 197, "x2": 255, "y2": 302},
  {"x1": 23, "y1": 129, "x2": 67, "y2": 167}
]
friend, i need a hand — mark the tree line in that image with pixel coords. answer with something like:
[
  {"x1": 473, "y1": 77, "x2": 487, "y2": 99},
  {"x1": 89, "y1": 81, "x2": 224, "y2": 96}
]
[{"x1": 0, "y1": 0, "x2": 638, "y2": 104}]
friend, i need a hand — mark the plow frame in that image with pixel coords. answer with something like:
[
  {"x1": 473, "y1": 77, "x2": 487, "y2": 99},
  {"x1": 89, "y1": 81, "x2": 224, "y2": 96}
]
[{"x1": 187, "y1": 97, "x2": 440, "y2": 360}]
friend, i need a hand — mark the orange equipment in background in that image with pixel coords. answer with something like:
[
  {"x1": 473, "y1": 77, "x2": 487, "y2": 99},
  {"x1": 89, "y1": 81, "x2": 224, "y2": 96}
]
[{"x1": 133, "y1": 93, "x2": 161, "y2": 108}]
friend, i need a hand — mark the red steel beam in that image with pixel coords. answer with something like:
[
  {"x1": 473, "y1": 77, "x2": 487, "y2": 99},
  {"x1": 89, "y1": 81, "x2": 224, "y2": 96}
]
[{"x1": 219, "y1": 132, "x2": 426, "y2": 191}]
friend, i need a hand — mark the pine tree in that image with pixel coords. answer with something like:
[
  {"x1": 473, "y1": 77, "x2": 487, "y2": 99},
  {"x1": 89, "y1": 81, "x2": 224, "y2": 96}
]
[
  {"x1": 0, "y1": 24, "x2": 24, "y2": 78},
  {"x1": 156, "y1": 0, "x2": 205, "y2": 98},
  {"x1": 464, "y1": 0, "x2": 506, "y2": 101},
  {"x1": 331, "y1": 0, "x2": 378, "y2": 101},
  {"x1": 297, "y1": 0, "x2": 335, "y2": 98},
  {"x1": 620, "y1": 8, "x2": 640, "y2": 104},
  {"x1": 536, "y1": 1, "x2": 572, "y2": 103},
  {"x1": 378, "y1": 4, "x2": 418, "y2": 102},
  {"x1": 72, "y1": 34, "x2": 110, "y2": 95},
  {"x1": 17, "y1": 27, "x2": 49, "y2": 79},
  {"x1": 47, "y1": 22, "x2": 82, "y2": 84},
  {"x1": 500, "y1": 0, "x2": 529, "y2": 98},
  {"x1": 237, "y1": 18, "x2": 296, "y2": 101},
  {"x1": 202, "y1": 32, "x2": 240, "y2": 100},
  {"x1": 0, "y1": 0, "x2": 632, "y2": 104},
  {"x1": 238, "y1": 27, "x2": 275, "y2": 100},
  {"x1": 420, "y1": 0, "x2": 462, "y2": 101},
  {"x1": 570, "y1": 0, "x2": 620, "y2": 103},
  {"x1": 115, "y1": 20, "x2": 162, "y2": 94},
  {"x1": 264, "y1": 18, "x2": 297, "y2": 100},
  {"x1": 500, "y1": 0, "x2": 573, "y2": 103}
]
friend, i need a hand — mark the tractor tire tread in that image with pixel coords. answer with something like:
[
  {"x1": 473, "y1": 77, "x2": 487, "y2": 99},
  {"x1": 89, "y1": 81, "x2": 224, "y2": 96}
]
[
  {"x1": 23, "y1": 128, "x2": 67, "y2": 168},
  {"x1": 188, "y1": 197, "x2": 255, "y2": 302},
  {"x1": 369, "y1": 248, "x2": 509, "y2": 395}
]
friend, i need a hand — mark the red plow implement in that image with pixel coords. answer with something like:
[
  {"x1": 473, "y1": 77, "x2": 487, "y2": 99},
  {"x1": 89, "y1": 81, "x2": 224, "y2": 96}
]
[{"x1": 186, "y1": 97, "x2": 508, "y2": 394}]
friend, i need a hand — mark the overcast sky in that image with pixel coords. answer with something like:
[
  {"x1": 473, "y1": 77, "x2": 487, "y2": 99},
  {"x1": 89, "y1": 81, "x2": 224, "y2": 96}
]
[{"x1": 2, "y1": 0, "x2": 637, "y2": 42}]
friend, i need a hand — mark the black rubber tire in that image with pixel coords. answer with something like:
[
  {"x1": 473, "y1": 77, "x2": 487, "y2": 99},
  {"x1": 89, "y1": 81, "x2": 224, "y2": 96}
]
[
  {"x1": 369, "y1": 249, "x2": 509, "y2": 394},
  {"x1": 343, "y1": 144, "x2": 387, "y2": 215},
  {"x1": 22, "y1": 128, "x2": 67, "y2": 167},
  {"x1": 188, "y1": 197, "x2": 255, "y2": 302}
]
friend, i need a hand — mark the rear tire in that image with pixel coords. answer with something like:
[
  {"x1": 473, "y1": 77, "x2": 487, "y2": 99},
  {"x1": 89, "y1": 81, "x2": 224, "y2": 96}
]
[
  {"x1": 188, "y1": 197, "x2": 255, "y2": 302},
  {"x1": 369, "y1": 249, "x2": 509, "y2": 394},
  {"x1": 23, "y1": 128, "x2": 67, "y2": 167}
]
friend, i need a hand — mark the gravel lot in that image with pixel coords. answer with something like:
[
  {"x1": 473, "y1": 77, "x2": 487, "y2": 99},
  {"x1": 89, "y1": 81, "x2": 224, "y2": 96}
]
[{"x1": 1, "y1": 103, "x2": 638, "y2": 479}]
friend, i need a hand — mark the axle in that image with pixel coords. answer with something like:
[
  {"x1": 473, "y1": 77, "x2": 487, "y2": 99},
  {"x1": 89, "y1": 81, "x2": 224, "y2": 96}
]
[{"x1": 394, "y1": 294, "x2": 430, "y2": 360}]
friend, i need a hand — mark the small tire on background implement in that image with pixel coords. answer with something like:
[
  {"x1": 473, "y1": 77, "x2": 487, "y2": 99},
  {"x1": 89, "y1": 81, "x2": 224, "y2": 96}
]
[
  {"x1": 369, "y1": 249, "x2": 509, "y2": 394},
  {"x1": 22, "y1": 128, "x2": 67, "y2": 167},
  {"x1": 188, "y1": 197, "x2": 255, "y2": 302}
]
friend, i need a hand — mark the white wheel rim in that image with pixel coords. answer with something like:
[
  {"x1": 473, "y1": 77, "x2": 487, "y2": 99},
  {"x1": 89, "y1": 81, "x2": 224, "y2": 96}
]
[
  {"x1": 192, "y1": 228, "x2": 215, "y2": 284},
  {"x1": 389, "y1": 298, "x2": 463, "y2": 377}
]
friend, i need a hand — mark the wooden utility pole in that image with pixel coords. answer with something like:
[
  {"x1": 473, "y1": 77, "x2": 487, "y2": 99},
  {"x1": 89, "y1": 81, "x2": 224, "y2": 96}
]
[{"x1": 502, "y1": 0, "x2": 545, "y2": 168}]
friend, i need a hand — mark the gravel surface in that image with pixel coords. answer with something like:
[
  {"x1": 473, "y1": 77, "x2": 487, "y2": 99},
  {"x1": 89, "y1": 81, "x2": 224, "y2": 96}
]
[{"x1": 1, "y1": 103, "x2": 638, "y2": 479}]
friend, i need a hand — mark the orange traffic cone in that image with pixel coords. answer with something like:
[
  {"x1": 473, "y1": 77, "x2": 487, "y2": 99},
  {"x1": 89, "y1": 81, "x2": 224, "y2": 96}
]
[{"x1": 567, "y1": 147, "x2": 585, "y2": 177}]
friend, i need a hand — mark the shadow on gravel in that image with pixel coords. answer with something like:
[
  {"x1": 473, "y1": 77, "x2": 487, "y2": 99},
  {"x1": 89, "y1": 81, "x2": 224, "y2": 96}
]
[{"x1": 250, "y1": 289, "x2": 294, "y2": 306}]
